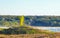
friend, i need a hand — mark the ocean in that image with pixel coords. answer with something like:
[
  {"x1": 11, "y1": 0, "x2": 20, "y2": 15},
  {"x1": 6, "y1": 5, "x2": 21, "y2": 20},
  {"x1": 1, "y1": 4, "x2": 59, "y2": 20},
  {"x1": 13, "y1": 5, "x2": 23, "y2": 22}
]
[{"x1": 32, "y1": 26, "x2": 60, "y2": 32}]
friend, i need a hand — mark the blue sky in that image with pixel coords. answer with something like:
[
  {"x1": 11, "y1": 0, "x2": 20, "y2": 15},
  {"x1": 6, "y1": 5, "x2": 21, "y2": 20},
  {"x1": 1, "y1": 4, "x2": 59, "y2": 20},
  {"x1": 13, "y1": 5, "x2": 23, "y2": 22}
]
[{"x1": 0, "y1": 0, "x2": 60, "y2": 15}]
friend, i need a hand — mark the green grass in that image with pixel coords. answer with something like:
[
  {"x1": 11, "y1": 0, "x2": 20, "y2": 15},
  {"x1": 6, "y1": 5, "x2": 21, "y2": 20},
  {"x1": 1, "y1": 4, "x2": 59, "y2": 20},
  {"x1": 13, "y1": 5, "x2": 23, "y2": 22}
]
[
  {"x1": 0, "y1": 28, "x2": 5, "y2": 31},
  {"x1": 0, "y1": 26, "x2": 55, "y2": 34},
  {"x1": 1, "y1": 26, "x2": 55, "y2": 34}
]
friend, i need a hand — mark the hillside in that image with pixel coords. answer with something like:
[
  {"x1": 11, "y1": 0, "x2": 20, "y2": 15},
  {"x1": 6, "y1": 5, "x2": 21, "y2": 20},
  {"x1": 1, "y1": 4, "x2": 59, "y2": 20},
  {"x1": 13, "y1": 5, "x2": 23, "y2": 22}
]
[
  {"x1": 0, "y1": 26, "x2": 54, "y2": 34},
  {"x1": 0, "y1": 16, "x2": 60, "y2": 27}
]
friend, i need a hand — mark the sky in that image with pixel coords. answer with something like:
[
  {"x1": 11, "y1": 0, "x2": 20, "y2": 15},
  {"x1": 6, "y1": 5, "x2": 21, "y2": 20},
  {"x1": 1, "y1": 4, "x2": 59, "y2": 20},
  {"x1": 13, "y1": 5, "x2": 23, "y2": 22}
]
[{"x1": 0, "y1": 0, "x2": 60, "y2": 15}]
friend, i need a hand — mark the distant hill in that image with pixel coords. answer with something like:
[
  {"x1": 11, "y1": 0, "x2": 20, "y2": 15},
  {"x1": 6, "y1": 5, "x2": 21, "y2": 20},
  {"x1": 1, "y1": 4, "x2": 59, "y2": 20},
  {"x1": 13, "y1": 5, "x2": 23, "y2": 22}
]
[
  {"x1": 25, "y1": 16, "x2": 60, "y2": 27},
  {"x1": 0, "y1": 16, "x2": 60, "y2": 27}
]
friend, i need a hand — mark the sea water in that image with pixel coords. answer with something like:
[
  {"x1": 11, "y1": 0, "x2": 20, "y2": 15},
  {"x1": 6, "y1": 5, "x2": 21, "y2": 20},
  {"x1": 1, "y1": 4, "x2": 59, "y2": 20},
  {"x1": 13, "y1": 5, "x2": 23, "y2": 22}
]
[{"x1": 32, "y1": 26, "x2": 60, "y2": 32}]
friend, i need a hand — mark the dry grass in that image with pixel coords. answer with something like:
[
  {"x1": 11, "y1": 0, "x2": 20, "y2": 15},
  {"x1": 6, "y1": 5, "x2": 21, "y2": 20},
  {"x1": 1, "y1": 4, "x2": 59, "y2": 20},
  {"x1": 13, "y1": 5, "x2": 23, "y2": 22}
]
[{"x1": 0, "y1": 34, "x2": 59, "y2": 38}]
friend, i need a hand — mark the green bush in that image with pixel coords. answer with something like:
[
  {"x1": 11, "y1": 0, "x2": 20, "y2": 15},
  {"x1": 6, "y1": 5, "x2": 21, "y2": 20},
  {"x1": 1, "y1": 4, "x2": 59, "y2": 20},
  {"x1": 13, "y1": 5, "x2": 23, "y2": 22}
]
[{"x1": 0, "y1": 26, "x2": 54, "y2": 34}]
